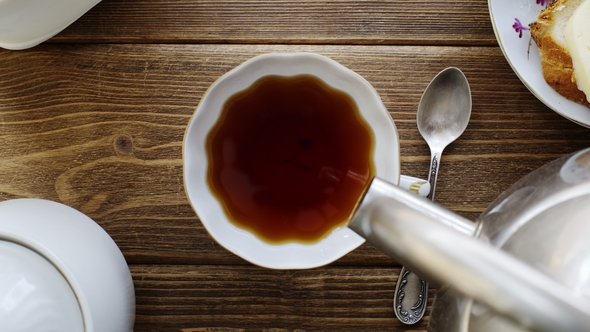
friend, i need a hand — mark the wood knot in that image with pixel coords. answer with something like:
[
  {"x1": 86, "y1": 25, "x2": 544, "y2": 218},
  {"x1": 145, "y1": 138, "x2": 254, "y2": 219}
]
[{"x1": 115, "y1": 134, "x2": 133, "y2": 154}]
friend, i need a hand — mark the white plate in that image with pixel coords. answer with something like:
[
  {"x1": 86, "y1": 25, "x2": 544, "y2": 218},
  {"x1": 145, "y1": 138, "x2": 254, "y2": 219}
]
[
  {"x1": 488, "y1": 0, "x2": 590, "y2": 128},
  {"x1": 183, "y1": 53, "x2": 401, "y2": 269}
]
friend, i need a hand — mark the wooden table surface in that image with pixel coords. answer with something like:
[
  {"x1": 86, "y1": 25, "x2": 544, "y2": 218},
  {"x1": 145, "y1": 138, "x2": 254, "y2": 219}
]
[{"x1": 2, "y1": 1, "x2": 590, "y2": 331}]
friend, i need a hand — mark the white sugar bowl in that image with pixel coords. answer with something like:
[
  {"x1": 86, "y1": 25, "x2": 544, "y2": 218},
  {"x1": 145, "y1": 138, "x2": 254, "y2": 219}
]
[{"x1": 0, "y1": 199, "x2": 135, "y2": 332}]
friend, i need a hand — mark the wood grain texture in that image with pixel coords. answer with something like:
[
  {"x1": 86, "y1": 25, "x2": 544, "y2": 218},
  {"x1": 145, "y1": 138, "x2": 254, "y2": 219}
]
[
  {"x1": 131, "y1": 265, "x2": 431, "y2": 331},
  {"x1": 4, "y1": 0, "x2": 589, "y2": 330},
  {"x1": 1, "y1": 44, "x2": 589, "y2": 268},
  {"x1": 50, "y1": 0, "x2": 496, "y2": 46}
]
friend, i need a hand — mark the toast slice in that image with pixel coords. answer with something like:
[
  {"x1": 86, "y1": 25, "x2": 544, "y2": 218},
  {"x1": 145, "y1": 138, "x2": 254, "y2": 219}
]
[{"x1": 529, "y1": 0, "x2": 590, "y2": 107}]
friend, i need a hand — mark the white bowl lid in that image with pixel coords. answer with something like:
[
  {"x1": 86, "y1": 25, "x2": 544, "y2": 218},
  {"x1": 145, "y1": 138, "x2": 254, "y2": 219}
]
[
  {"x1": 0, "y1": 198, "x2": 135, "y2": 332},
  {"x1": 0, "y1": 240, "x2": 84, "y2": 332}
]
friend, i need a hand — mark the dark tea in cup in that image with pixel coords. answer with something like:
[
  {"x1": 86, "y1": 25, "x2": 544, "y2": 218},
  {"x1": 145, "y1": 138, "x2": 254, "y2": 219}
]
[{"x1": 206, "y1": 74, "x2": 375, "y2": 244}]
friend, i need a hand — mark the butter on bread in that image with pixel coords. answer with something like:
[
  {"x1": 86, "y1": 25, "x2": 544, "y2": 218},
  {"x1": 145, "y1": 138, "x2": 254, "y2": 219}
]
[
  {"x1": 529, "y1": 0, "x2": 590, "y2": 107},
  {"x1": 565, "y1": 0, "x2": 590, "y2": 102}
]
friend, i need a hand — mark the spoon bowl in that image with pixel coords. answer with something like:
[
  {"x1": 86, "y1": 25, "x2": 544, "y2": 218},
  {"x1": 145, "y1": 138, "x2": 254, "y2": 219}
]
[
  {"x1": 418, "y1": 67, "x2": 472, "y2": 199},
  {"x1": 393, "y1": 67, "x2": 471, "y2": 324}
]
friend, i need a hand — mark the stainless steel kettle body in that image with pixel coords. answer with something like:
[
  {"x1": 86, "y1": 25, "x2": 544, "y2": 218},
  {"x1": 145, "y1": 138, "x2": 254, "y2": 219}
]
[{"x1": 349, "y1": 147, "x2": 590, "y2": 332}]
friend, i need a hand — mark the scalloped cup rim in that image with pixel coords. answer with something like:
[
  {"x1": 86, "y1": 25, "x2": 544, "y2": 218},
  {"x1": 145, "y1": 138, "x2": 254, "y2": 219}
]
[{"x1": 183, "y1": 52, "x2": 400, "y2": 269}]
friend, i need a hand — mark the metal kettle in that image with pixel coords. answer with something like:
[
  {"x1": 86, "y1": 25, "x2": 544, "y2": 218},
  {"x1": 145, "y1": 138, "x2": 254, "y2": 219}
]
[{"x1": 349, "y1": 147, "x2": 590, "y2": 332}]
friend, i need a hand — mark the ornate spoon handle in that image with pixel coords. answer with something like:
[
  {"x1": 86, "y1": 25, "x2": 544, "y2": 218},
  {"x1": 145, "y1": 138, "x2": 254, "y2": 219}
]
[
  {"x1": 394, "y1": 267, "x2": 428, "y2": 324},
  {"x1": 393, "y1": 150, "x2": 441, "y2": 324}
]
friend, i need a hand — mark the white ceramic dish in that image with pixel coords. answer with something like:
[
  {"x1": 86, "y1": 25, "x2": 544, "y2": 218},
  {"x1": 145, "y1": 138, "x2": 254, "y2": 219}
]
[
  {"x1": 0, "y1": 240, "x2": 84, "y2": 332},
  {"x1": 183, "y1": 53, "x2": 401, "y2": 269},
  {"x1": 0, "y1": 199, "x2": 135, "y2": 332},
  {"x1": 0, "y1": 0, "x2": 101, "y2": 50},
  {"x1": 488, "y1": 0, "x2": 590, "y2": 128}
]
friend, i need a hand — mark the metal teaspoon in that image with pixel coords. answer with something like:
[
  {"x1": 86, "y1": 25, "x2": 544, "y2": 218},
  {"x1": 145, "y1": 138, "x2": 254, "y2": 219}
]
[{"x1": 393, "y1": 67, "x2": 472, "y2": 324}]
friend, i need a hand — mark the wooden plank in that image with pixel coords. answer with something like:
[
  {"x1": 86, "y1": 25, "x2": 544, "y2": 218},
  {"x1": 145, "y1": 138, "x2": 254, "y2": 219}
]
[
  {"x1": 50, "y1": 0, "x2": 496, "y2": 46},
  {"x1": 1, "y1": 44, "x2": 588, "y2": 266},
  {"x1": 131, "y1": 264, "x2": 431, "y2": 331}
]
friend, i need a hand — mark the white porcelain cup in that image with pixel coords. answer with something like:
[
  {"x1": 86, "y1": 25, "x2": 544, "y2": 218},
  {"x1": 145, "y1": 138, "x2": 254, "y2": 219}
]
[{"x1": 183, "y1": 53, "x2": 420, "y2": 269}]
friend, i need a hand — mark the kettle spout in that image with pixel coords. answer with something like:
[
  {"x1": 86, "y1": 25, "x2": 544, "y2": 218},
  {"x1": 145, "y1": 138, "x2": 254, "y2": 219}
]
[
  {"x1": 351, "y1": 177, "x2": 475, "y2": 238},
  {"x1": 348, "y1": 177, "x2": 590, "y2": 332}
]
